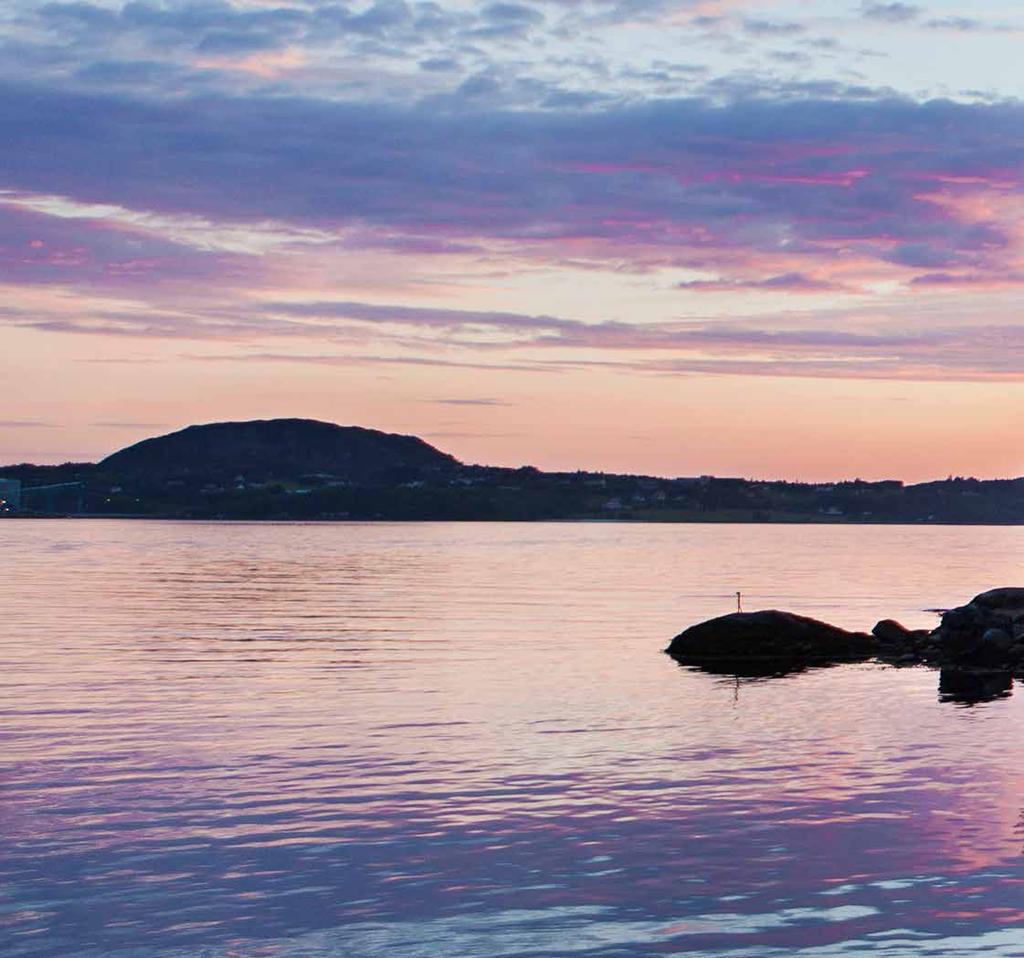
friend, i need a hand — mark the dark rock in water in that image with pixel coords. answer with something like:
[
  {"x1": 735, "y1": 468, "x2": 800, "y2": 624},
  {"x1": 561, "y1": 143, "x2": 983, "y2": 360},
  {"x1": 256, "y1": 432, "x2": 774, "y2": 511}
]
[
  {"x1": 968, "y1": 588, "x2": 1024, "y2": 613},
  {"x1": 668, "y1": 588, "x2": 1024, "y2": 697},
  {"x1": 872, "y1": 619, "x2": 913, "y2": 645},
  {"x1": 938, "y1": 604, "x2": 996, "y2": 660},
  {"x1": 666, "y1": 610, "x2": 874, "y2": 665},
  {"x1": 871, "y1": 619, "x2": 931, "y2": 654},
  {"x1": 934, "y1": 588, "x2": 1024, "y2": 672}
]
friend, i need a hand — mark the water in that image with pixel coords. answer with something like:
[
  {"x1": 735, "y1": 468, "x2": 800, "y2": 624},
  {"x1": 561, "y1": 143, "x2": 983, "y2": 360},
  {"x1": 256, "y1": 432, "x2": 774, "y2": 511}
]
[{"x1": 2, "y1": 520, "x2": 1023, "y2": 957}]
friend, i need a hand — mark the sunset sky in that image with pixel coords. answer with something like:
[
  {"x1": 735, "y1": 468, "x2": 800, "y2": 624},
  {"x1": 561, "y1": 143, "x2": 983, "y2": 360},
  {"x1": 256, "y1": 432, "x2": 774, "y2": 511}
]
[{"x1": 2, "y1": 0, "x2": 1023, "y2": 480}]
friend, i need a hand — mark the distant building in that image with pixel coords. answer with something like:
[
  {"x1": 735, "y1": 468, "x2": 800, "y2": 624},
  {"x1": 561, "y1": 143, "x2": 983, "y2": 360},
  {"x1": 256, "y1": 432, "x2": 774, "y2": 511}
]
[{"x1": 0, "y1": 478, "x2": 22, "y2": 512}]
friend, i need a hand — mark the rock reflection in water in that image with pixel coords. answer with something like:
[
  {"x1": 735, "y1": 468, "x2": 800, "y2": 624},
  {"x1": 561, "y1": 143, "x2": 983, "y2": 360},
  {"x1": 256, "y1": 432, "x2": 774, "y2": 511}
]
[
  {"x1": 938, "y1": 669, "x2": 1014, "y2": 705},
  {"x1": 676, "y1": 658, "x2": 1017, "y2": 706},
  {"x1": 676, "y1": 657, "x2": 814, "y2": 680}
]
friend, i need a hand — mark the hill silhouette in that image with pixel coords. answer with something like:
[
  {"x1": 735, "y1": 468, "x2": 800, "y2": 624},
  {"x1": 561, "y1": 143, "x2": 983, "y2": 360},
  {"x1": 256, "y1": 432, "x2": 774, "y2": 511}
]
[
  {"x1": 6, "y1": 418, "x2": 1024, "y2": 524},
  {"x1": 100, "y1": 418, "x2": 459, "y2": 482}
]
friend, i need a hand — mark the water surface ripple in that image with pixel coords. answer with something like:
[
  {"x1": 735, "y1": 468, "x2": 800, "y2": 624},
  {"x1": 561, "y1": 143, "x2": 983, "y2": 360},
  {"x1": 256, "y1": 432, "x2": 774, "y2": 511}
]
[{"x1": 2, "y1": 521, "x2": 1023, "y2": 956}]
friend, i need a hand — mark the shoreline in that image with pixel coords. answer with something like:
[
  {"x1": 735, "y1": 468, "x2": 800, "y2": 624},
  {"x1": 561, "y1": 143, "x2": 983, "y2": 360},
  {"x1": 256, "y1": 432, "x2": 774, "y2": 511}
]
[{"x1": 11, "y1": 513, "x2": 1024, "y2": 526}]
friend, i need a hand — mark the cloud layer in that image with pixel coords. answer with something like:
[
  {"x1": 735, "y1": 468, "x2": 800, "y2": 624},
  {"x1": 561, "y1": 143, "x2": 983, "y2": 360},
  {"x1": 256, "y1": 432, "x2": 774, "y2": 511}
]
[
  {"x1": 2, "y1": 86, "x2": 1022, "y2": 292},
  {"x1": 4, "y1": 0, "x2": 1024, "y2": 473}
]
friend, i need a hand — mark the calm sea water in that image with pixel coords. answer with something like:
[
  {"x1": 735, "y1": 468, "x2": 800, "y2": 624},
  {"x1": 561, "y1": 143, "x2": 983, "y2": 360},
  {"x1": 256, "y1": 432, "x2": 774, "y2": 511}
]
[{"x1": 3, "y1": 520, "x2": 1024, "y2": 957}]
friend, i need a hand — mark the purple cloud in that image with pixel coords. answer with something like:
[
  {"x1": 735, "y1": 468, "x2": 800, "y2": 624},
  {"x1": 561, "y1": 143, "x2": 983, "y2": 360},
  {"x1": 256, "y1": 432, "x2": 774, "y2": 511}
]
[
  {"x1": 742, "y1": 18, "x2": 804, "y2": 36},
  {"x1": 678, "y1": 273, "x2": 846, "y2": 292},
  {"x1": 20, "y1": 288, "x2": 1024, "y2": 383},
  {"x1": 909, "y1": 271, "x2": 1024, "y2": 288},
  {"x1": 860, "y1": 3, "x2": 920, "y2": 23},
  {"x1": 189, "y1": 352, "x2": 553, "y2": 373},
  {"x1": 0, "y1": 201, "x2": 259, "y2": 291},
  {"x1": 182, "y1": 316, "x2": 1024, "y2": 382},
  {"x1": 0, "y1": 84, "x2": 1019, "y2": 290}
]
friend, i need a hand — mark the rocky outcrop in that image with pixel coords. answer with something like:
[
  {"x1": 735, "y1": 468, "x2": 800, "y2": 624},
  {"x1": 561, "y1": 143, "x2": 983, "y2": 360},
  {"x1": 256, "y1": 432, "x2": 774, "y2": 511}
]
[
  {"x1": 667, "y1": 589, "x2": 1024, "y2": 684},
  {"x1": 666, "y1": 610, "x2": 875, "y2": 666},
  {"x1": 932, "y1": 589, "x2": 1024, "y2": 673}
]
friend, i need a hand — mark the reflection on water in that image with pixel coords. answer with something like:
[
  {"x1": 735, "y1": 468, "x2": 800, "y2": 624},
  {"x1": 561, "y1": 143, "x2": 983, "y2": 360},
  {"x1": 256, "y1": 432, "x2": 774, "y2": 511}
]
[
  {"x1": 675, "y1": 658, "x2": 826, "y2": 680},
  {"x1": 678, "y1": 659, "x2": 1018, "y2": 706},
  {"x1": 938, "y1": 669, "x2": 1015, "y2": 706},
  {"x1": 3, "y1": 520, "x2": 1024, "y2": 957}
]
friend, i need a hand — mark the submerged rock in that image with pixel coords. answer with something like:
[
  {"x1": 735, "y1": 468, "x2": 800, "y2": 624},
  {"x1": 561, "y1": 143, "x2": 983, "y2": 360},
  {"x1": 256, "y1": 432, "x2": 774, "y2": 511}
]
[{"x1": 665, "y1": 610, "x2": 874, "y2": 665}]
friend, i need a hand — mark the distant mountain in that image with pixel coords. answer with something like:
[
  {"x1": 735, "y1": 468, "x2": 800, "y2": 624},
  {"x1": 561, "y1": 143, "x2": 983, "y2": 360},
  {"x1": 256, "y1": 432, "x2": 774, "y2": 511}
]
[{"x1": 99, "y1": 418, "x2": 460, "y2": 482}]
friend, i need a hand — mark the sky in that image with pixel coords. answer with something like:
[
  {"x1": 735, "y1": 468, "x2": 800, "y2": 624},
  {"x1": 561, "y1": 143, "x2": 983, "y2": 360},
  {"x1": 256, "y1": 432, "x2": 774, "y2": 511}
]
[{"x1": 1, "y1": 0, "x2": 1023, "y2": 480}]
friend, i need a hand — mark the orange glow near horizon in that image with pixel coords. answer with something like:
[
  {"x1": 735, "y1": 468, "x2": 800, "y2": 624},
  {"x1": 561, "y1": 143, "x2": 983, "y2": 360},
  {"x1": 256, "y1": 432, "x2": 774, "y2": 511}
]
[{"x1": 6, "y1": 316, "x2": 1024, "y2": 483}]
